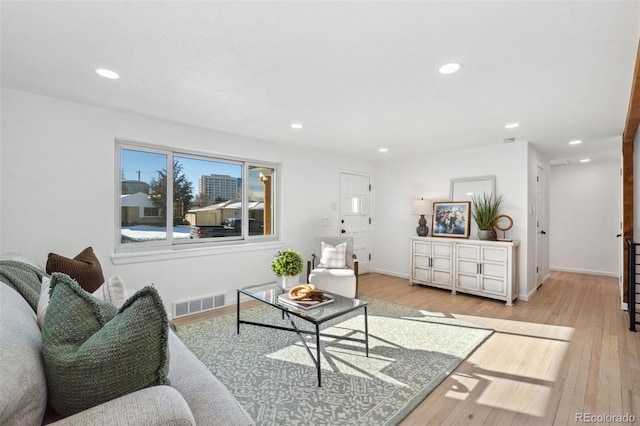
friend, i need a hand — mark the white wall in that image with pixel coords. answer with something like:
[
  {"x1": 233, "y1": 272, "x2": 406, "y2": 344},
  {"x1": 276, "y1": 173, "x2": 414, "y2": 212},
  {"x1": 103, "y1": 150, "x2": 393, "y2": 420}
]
[
  {"x1": 372, "y1": 141, "x2": 537, "y2": 299},
  {"x1": 0, "y1": 88, "x2": 373, "y2": 316},
  {"x1": 0, "y1": 88, "x2": 564, "y2": 311},
  {"x1": 549, "y1": 160, "x2": 621, "y2": 276}
]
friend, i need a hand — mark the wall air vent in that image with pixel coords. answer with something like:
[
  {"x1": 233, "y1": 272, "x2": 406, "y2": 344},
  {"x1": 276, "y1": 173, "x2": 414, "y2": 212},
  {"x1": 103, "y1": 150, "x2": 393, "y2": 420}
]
[{"x1": 172, "y1": 293, "x2": 225, "y2": 319}]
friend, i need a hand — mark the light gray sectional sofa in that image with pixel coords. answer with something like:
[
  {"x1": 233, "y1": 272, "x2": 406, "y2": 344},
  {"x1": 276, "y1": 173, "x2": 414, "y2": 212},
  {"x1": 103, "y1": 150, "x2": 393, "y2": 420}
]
[{"x1": 0, "y1": 260, "x2": 254, "y2": 426}]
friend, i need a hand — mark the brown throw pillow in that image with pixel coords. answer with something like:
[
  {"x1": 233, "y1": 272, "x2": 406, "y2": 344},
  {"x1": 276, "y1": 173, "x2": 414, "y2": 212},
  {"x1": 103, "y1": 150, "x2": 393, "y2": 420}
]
[{"x1": 46, "y1": 247, "x2": 104, "y2": 292}]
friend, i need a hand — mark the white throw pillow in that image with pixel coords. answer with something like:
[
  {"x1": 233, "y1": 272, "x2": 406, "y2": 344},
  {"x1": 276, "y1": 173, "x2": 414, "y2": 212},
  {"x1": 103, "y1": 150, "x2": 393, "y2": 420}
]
[
  {"x1": 36, "y1": 276, "x2": 51, "y2": 329},
  {"x1": 318, "y1": 241, "x2": 347, "y2": 268},
  {"x1": 93, "y1": 275, "x2": 129, "y2": 307}
]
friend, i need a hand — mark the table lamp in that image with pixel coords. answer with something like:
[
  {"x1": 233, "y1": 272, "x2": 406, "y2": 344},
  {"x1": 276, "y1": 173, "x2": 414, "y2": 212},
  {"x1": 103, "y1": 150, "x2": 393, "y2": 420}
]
[{"x1": 412, "y1": 198, "x2": 433, "y2": 237}]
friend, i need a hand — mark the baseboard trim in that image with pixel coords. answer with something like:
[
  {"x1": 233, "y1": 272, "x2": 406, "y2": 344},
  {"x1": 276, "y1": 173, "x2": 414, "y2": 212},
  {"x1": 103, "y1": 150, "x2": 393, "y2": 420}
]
[
  {"x1": 518, "y1": 286, "x2": 537, "y2": 302},
  {"x1": 549, "y1": 266, "x2": 619, "y2": 278},
  {"x1": 372, "y1": 268, "x2": 409, "y2": 279}
]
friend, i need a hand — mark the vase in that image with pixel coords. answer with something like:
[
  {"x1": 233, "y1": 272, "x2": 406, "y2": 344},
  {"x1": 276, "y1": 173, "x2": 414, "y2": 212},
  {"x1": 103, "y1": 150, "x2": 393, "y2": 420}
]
[
  {"x1": 280, "y1": 274, "x2": 300, "y2": 290},
  {"x1": 478, "y1": 229, "x2": 493, "y2": 240}
]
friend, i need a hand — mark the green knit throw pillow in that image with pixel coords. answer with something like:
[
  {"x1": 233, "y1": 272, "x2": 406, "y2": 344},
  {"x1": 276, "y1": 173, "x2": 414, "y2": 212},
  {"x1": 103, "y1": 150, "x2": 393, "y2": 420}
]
[{"x1": 42, "y1": 273, "x2": 170, "y2": 416}]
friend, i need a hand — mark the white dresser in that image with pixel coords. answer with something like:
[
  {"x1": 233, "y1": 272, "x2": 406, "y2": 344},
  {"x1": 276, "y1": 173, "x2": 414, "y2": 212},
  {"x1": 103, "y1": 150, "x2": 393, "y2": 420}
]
[{"x1": 410, "y1": 237, "x2": 519, "y2": 305}]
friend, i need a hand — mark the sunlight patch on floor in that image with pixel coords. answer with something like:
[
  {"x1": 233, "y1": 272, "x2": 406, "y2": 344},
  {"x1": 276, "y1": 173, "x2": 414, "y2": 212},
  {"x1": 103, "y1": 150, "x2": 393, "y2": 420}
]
[
  {"x1": 452, "y1": 313, "x2": 575, "y2": 341},
  {"x1": 264, "y1": 314, "x2": 491, "y2": 388},
  {"x1": 266, "y1": 340, "x2": 414, "y2": 387},
  {"x1": 417, "y1": 310, "x2": 448, "y2": 318},
  {"x1": 441, "y1": 315, "x2": 573, "y2": 418},
  {"x1": 474, "y1": 374, "x2": 553, "y2": 417}
]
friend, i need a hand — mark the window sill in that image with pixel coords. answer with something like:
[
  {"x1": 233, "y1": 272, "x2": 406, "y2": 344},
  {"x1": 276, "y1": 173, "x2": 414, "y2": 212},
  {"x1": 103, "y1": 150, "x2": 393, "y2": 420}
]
[{"x1": 111, "y1": 240, "x2": 284, "y2": 265}]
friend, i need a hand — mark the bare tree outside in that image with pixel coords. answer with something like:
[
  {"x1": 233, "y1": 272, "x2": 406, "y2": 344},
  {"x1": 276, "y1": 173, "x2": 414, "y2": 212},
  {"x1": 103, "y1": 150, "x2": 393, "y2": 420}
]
[{"x1": 193, "y1": 192, "x2": 212, "y2": 208}]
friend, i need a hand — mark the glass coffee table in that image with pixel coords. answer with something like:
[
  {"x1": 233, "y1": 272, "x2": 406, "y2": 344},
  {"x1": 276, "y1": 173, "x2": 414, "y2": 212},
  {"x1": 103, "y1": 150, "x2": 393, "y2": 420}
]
[{"x1": 236, "y1": 283, "x2": 369, "y2": 387}]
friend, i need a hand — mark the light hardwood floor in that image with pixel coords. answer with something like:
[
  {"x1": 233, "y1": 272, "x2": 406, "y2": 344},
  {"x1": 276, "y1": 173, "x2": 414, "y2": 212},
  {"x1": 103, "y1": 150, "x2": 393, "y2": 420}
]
[
  {"x1": 358, "y1": 272, "x2": 639, "y2": 425},
  {"x1": 174, "y1": 271, "x2": 640, "y2": 425}
]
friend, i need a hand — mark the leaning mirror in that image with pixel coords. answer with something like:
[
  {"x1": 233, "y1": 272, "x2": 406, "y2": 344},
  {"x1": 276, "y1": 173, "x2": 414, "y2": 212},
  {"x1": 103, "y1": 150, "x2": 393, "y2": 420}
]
[{"x1": 450, "y1": 175, "x2": 496, "y2": 202}]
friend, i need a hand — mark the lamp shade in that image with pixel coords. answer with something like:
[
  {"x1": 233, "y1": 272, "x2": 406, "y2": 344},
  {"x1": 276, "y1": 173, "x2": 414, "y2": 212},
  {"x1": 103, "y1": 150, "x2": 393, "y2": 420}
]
[{"x1": 411, "y1": 199, "x2": 433, "y2": 215}]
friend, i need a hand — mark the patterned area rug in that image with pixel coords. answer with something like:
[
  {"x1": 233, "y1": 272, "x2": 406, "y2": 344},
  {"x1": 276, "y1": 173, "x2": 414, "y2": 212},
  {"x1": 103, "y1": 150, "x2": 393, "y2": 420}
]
[{"x1": 176, "y1": 296, "x2": 492, "y2": 426}]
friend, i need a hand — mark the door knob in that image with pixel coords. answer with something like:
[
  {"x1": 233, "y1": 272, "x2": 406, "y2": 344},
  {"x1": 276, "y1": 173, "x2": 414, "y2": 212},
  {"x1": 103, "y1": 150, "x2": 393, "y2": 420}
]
[
  {"x1": 341, "y1": 229, "x2": 346, "y2": 234},
  {"x1": 541, "y1": 230, "x2": 547, "y2": 235},
  {"x1": 617, "y1": 234, "x2": 622, "y2": 238}
]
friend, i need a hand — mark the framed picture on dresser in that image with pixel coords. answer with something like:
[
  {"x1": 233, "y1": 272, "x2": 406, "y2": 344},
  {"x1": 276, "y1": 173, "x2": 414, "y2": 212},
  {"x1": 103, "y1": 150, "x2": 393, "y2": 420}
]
[{"x1": 432, "y1": 201, "x2": 470, "y2": 238}]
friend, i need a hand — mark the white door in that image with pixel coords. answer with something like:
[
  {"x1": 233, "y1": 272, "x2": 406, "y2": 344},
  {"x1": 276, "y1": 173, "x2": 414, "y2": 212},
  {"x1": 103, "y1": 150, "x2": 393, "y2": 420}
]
[
  {"x1": 619, "y1": 155, "x2": 624, "y2": 307},
  {"x1": 340, "y1": 172, "x2": 371, "y2": 274},
  {"x1": 536, "y1": 165, "x2": 545, "y2": 288}
]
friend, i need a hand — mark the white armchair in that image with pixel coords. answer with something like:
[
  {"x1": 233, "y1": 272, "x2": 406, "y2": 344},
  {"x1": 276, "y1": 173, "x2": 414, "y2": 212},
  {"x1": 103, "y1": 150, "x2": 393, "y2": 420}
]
[{"x1": 306, "y1": 236, "x2": 358, "y2": 298}]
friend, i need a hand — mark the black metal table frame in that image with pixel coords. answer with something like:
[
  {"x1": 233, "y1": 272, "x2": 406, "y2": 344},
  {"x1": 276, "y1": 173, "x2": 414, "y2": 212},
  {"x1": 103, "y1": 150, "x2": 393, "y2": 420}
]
[{"x1": 236, "y1": 288, "x2": 369, "y2": 387}]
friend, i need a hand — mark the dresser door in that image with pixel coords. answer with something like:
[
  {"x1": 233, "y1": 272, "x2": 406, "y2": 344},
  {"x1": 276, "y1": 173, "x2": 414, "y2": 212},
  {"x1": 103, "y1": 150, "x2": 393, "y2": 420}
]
[
  {"x1": 412, "y1": 241, "x2": 432, "y2": 283},
  {"x1": 480, "y1": 246, "x2": 507, "y2": 295},
  {"x1": 456, "y1": 244, "x2": 480, "y2": 290},
  {"x1": 431, "y1": 242, "x2": 453, "y2": 286}
]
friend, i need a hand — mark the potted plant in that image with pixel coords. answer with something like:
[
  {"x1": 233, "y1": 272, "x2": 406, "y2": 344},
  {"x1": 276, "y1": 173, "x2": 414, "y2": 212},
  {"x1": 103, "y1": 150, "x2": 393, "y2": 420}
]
[
  {"x1": 271, "y1": 249, "x2": 304, "y2": 289},
  {"x1": 470, "y1": 193, "x2": 504, "y2": 240}
]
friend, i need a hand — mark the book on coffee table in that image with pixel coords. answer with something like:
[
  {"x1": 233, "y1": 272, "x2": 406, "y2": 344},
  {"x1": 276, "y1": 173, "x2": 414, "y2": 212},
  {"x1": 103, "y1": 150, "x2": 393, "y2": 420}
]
[{"x1": 277, "y1": 293, "x2": 334, "y2": 309}]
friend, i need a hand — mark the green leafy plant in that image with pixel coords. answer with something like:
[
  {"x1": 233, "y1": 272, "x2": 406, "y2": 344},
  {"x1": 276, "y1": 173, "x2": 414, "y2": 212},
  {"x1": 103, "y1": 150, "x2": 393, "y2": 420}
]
[
  {"x1": 471, "y1": 193, "x2": 504, "y2": 230},
  {"x1": 271, "y1": 249, "x2": 304, "y2": 277}
]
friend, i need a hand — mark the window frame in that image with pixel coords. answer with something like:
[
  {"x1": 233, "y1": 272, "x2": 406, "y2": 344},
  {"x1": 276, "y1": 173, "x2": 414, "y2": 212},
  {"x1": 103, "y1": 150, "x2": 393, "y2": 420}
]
[
  {"x1": 116, "y1": 140, "x2": 279, "y2": 254},
  {"x1": 141, "y1": 206, "x2": 161, "y2": 218}
]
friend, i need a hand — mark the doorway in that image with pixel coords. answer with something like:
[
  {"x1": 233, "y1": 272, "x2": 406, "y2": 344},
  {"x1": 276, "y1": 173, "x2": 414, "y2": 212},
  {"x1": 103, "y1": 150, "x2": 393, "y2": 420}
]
[
  {"x1": 340, "y1": 172, "x2": 371, "y2": 274},
  {"x1": 536, "y1": 165, "x2": 545, "y2": 288}
]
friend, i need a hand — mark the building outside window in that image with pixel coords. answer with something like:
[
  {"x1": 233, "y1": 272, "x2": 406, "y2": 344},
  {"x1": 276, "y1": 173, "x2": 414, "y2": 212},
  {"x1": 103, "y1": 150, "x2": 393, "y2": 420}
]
[
  {"x1": 199, "y1": 174, "x2": 239, "y2": 202},
  {"x1": 117, "y1": 142, "x2": 277, "y2": 248},
  {"x1": 122, "y1": 180, "x2": 150, "y2": 195}
]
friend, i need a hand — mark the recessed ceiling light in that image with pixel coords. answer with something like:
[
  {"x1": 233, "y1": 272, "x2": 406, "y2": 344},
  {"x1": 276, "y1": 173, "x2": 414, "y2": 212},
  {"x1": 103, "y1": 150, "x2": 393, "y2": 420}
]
[
  {"x1": 569, "y1": 140, "x2": 583, "y2": 145},
  {"x1": 580, "y1": 158, "x2": 591, "y2": 163},
  {"x1": 378, "y1": 148, "x2": 389, "y2": 153},
  {"x1": 95, "y1": 68, "x2": 120, "y2": 79},
  {"x1": 504, "y1": 123, "x2": 520, "y2": 129},
  {"x1": 290, "y1": 123, "x2": 303, "y2": 129},
  {"x1": 438, "y1": 62, "x2": 462, "y2": 74}
]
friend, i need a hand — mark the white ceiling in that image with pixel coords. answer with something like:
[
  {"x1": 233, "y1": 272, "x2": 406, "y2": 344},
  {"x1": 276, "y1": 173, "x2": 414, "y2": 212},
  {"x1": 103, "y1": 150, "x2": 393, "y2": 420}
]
[{"x1": 2, "y1": 1, "x2": 639, "y2": 163}]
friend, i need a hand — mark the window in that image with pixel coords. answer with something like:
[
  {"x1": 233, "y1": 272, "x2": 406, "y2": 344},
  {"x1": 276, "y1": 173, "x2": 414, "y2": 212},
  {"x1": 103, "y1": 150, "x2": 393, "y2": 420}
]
[
  {"x1": 118, "y1": 142, "x2": 277, "y2": 249},
  {"x1": 142, "y1": 207, "x2": 161, "y2": 218},
  {"x1": 248, "y1": 165, "x2": 274, "y2": 236}
]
